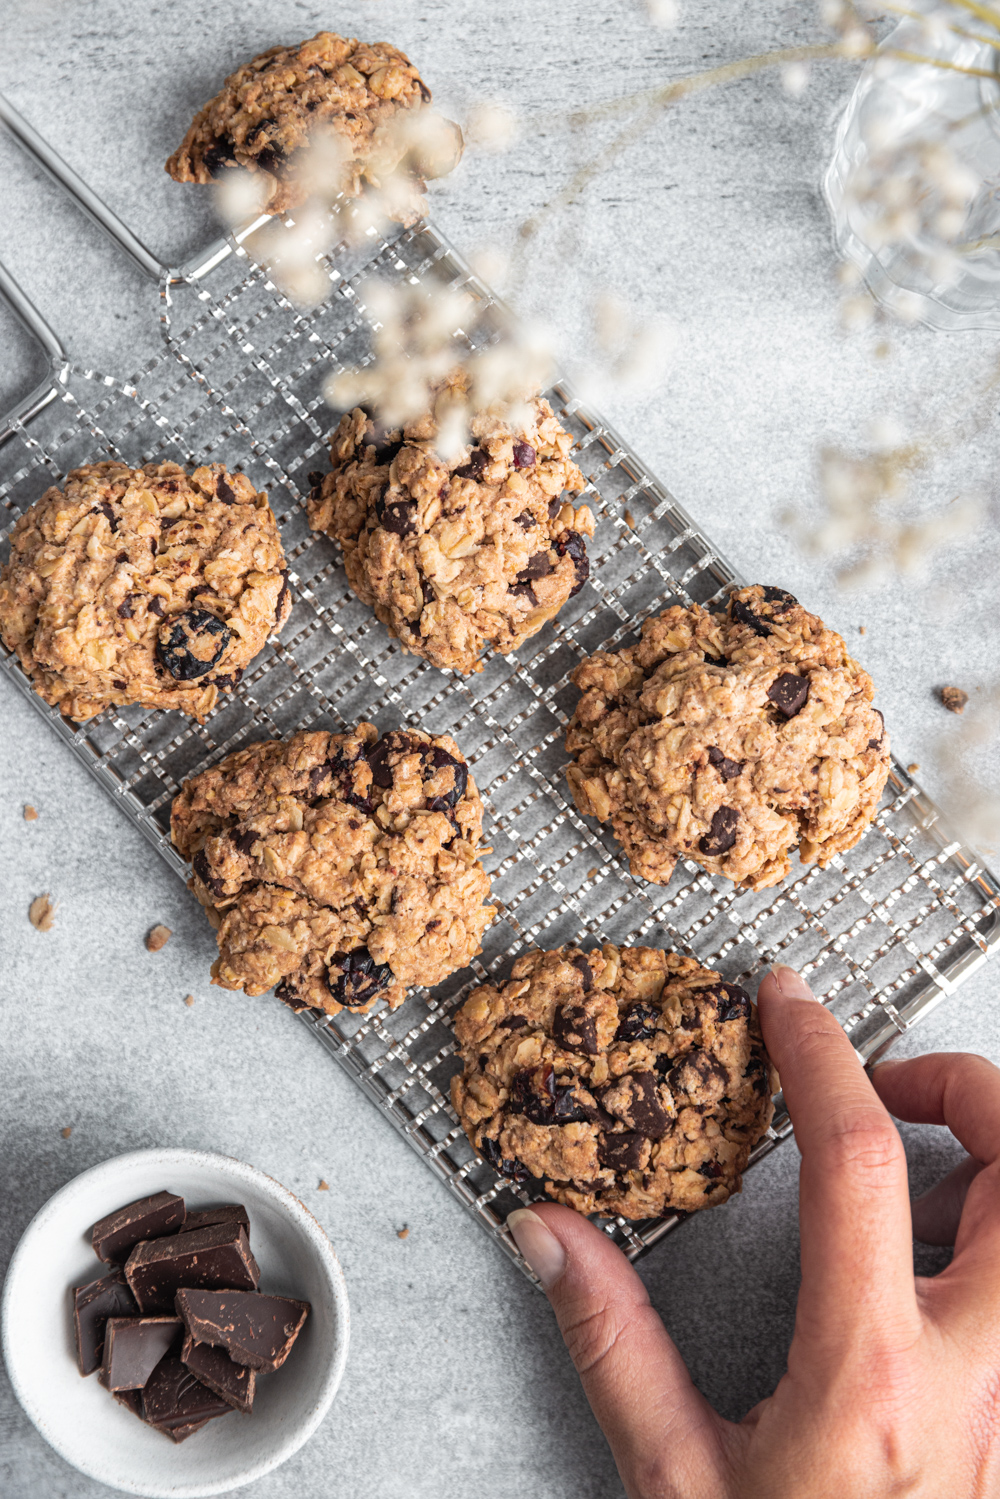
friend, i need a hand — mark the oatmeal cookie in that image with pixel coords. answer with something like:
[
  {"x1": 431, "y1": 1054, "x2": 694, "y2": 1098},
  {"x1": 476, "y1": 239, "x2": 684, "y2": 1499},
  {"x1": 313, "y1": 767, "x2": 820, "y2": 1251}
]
[
  {"x1": 171, "y1": 724, "x2": 495, "y2": 1017},
  {"x1": 166, "y1": 31, "x2": 462, "y2": 220},
  {"x1": 308, "y1": 373, "x2": 593, "y2": 674},
  {"x1": 566, "y1": 585, "x2": 890, "y2": 891},
  {"x1": 451, "y1": 944, "x2": 776, "y2": 1219},
  {"x1": 0, "y1": 461, "x2": 290, "y2": 722}
]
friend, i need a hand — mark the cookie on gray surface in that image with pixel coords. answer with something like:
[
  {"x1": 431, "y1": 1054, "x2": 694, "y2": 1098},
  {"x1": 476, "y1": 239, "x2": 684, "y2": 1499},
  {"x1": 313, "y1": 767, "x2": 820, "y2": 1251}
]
[
  {"x1": 566, "y1": 585, "x2": 891, "y2": 891},
  {"x1": 0, "y1": 461, "x2": 290, "y2": 722},
  {"x1": 166, "y1": 30, "x2": 462, "y2": 220},
  {"x1": 171, "y1": 724, "x2": 495, "y2": 1017},
  {"x1": 308, "y1": 371, "x2": 594, "y2": 674},
  {"x1": 451, "y1": 943, "x2": 777, "y2": 1219}
]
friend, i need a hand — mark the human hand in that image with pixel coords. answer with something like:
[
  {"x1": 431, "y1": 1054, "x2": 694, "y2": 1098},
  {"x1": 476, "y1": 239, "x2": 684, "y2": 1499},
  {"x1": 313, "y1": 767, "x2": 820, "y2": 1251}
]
[{"x1": 507, "y1": 964, "x2": 1000, "y2": 1498}]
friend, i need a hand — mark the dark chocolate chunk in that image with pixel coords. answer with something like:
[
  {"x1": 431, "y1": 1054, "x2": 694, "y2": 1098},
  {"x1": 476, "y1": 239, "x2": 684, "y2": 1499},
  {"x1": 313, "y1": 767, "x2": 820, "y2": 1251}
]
[
  {"x1": 116, "y1": 594, "x2": 138, "y2": 619},
  {"x1": 142, "y1": 1353, "x2": 233, "y2": 1432},
  {"x1": 699, "y1": 806, "x2": 739, "y2": 857},
  {"x1": 570, "y1": 953, "x2": 593, "y2": 992},
  {"x1": 703, "y1": 653, "x2": 728, "y2": 669},
  {"x1": 767, "y1": 672, "x2": 809, "y2": 718},
  {"x1": 516, "y1": 550, "x2": 555, "y2": 584},
  {"x1": 374, "y1": 484, "x2": 416, "y2": 535},
  {"x1": 367, "y1": 731, "x2": 415, "y2": 788},
  {"x1": 192, "y1": 849, "x2": 226, "y2": 899},
  {"x1": 614, "y1": 1003, "x2": 659, "y2": 1043},
  {"x1": 423, "y1": 745, "x2": 468, "y2": 809},
  {"x1": 148, "y1": 596, "x2": 165, "y2": 618},
  {"x1": 326, "y1": 947, "x2": 393, "y2": 1009},
  {"x1": 512, "y1": 510, "x2": 536, "y2": 529},
  {"x1": 181, "y1": 1331, "x2": 255, "y2": 1413},
  {"x1": 275, "y1": 570, "x2": 290, "y2": 621},
  {"x1": 703, "y1": 981, "x2": 751, "y2": 1022},
  {"x1": 730, "y1": 597, "x2": 772, "y2": 637},
  {"x1": 231, "y1": 827, "x2": 259, "y2": 858},
  {"x1": 203, "y1": 137, "x2": 237, "y2": 177},
  {"x1": 214, "y1": 668, "x2": 244, "y2": 694},
  {"x1": 547, "y1": 497, "x2": 562, "y2": 519},
  {"x1": 180, "y1": 1204, "x2": 250, "y2": 1236},
  {"x1": 215, "y1": 474, "x2": 237, "y2": 505},
  {"x1": 500, "y1": 1013, "x2": 529, "y2": 1032},
  {"x1": 307, "y1": 470, "x2": 324, "y2": 488},
  {"x1": 91, "y1": 1191, "x2": 185, "y2": 1264},
  {"x1": 255, "y1": 143, "x2": 287, "y2": 176},
  {"x1": 707, "y1": 746, "x2": 744, "y2": 781},
  {"x1": 100, "y1": 1317, "x2": 181, "y2": 1392},
  {"x1": 73, "y1": 1268, "x2": 139, "y2": 1374},
  {"x1": 552, "y1": 1003, "x2": 598, "y2": 1055},
  {"x1": 176, "y1": 1288, "x2": 310, "y2": 1374},
  {"x1": 113, "y1": 1387, "x2": 145, "y2": 1420},
  {"x1": 124, "y1": 1223, "x2": 260, "y2": 1314},
  {"x1": 455, "y1": 446, "x2": 489, "y2": 480},
  {"x1": 868, "y1": 708, "x2": 885, "y2": 749},
  {"x1": 599, "y1": 1071, "x2": 670, "y2": 1138},
  {"x1": 93, "y1": 500, "x2": 118, "y2": 531},
  {"x1": 274, "y1": 977, "x2": 310, "y2": 1012},
  {"x1": 157, "y1": 609, "x2": 231, "y2": 680},
  {"x1": 699, "y1": 1159, "x2": 724, "y2": 1179},
  {"x1": 760, "y1": 586, "x2": 797, "y2": 609},
  {"x1": 555, "y1": 530, "x2": 589, "y2": 596},
  {"x1": 597, "y1": 1131, "x2": 649, "y2": 1174},
  {"x1": 664, "y1": 1048, "x2": 729, "y2": 1105},
  {"x1": 743, "y1": 1053, "x2": 770, "y2": 1094},
  {"x1": 479, "y1": 1135, "x2": 529, "y2": 1183},
  {"x1": 511, "y1": 441, "x2": 536, "y2": 469}
]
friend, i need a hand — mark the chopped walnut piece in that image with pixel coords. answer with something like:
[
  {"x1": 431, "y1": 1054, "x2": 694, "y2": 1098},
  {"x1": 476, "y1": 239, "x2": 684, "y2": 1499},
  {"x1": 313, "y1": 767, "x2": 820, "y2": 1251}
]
[
  {"x1": 318, "y1": 1179, "x2": 330, "y2": 1191},
  {"x1": 907, "y1": 763, "x2": 920, "y2": 774},
  {"x1": 397, "y1": 1226, "x2": 410, "y2": 1239},
  {"x1": 184, "y1": 994, "x2": 195, "y2": 1007},
  {"x1": 29, "y1": 894, "x2": 55, "y2": 931},
  {"x1": 61, "y1": 1126, "x2": 73, "y2": 1138},
  {"x1": 939, "y1": 685, "x2": 968, "y2": 715},
  {"x1": 145, "y1": 924, "x2": 172, "y2": 952},
  {"x1": 23, "y1": 804, "x2": 38, "y2": 821}
]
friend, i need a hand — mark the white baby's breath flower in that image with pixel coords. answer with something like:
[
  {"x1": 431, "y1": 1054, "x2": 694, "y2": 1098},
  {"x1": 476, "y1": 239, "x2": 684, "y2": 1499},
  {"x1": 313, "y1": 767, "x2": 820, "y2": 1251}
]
[
  {"x1": 782, "y1": 62, "x2": 810, "y2": 97},
  {"x1": 465, "y1": 101, "x2": 518, "y2": 153},
  {"x1": 646, "y1": 0, "x2": 680, "y2": 29}
]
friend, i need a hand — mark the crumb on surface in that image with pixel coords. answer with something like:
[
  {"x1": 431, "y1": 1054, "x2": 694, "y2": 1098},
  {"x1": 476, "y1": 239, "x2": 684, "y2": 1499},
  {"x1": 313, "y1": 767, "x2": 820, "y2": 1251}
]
[
  {"x1": 397, "y1": 1226, "x2": 409, "y2": 1239},
  {"x1": 29, "y1": 894, "x2": 55, "y2": 931},
  {"x1": 61, "y1": 1126, "x2": 72, "y2": 1138},
  {"x1": 184, "y1": 994, "x2": 195, "y2": 1007},
  {"x1": 907, "y1": 762, "x2": 920, "y2": 774},
  {"x1": 145, "y1": 924, "x2": 172, "y2": 952},
  {"x1": 858, "y1": 625, "x2": 866, "y2": 635},
  {"x1": 939, "y1": 685, "x2": 968, "y2": 715},
  {"x1": 623, "y1": 509, "x2": 636, "y2": 529},
  {"x1": 318, "y1": 1179, "x2": 329, "y2": 1191},
  {"x1": 586, "y1": 867, "x2": 599, "y2": 881},
  {"x1": 23, "y1": 804, "x2": 38, "y2": 821}
]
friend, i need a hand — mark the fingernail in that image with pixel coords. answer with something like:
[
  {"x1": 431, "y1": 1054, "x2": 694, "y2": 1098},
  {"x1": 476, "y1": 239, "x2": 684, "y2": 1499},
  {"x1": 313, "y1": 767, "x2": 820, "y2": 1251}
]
[
  {"x1": 507, "y1": 1208, "x2": 567, "y2": 1289},
  {"x1": 768, "y1": 963, "x2": 815, "y2": 1000}
]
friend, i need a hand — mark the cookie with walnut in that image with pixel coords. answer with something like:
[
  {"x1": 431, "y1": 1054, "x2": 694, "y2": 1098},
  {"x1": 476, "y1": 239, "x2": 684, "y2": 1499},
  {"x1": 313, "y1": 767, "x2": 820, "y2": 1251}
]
[
  {"x1": 565, "y1": 585, "x2": 890, "y2": 891},
  {"x1": 171, "y1": 724, "x2": 495, "y2": 1017},
  {"x1": 308, "y1": 372, "x2": 594, "y2": 673},
  {"x1": 0, "y1": 461, "x2": 290, "y2": 722},
  {"x1": 451, "y1": 944, "x2": 777, "y2": 1220},
  {"x1": 166, "y1": 30, "x2": 462, "y2": 220}
]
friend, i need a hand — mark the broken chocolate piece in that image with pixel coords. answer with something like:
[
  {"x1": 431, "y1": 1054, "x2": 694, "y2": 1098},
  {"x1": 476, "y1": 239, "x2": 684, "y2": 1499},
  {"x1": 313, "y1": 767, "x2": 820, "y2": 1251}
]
[
  {"x1": 597, "y1": 1130, "x2": 650, "y2": 1175},
  {"x1": 181, "y1": 1331, "x2": 255, "y2": 1413},
  {"x1": 706, "y1": 746, "x2": 744, "y2": 781},
  {"x1": 730, "y1": 597, "x2": 772, "y2": 637},
  {"x1": 73, "y1": 1268, "x2": 139, "y2": 1374},
  {"x1": 599, "y1": 1072, "x2": 671, "y2": 1138},
  {"x1": 176, "y1": 1288, "x2": 310, "y2": 1373},
  {"x1": 552, "y1": 1003, "x2": 599, "y2": 1056},
  {"x1": 100, "y1": 1317, "x2": 181, "y2": 1392},
  {"x1": 180, "y1": 1204, "x2": 250, "y2": 1236},
  {"x1": 142, "y1": 1352, "x2": 233, "y2": 1432},
  {"x1": 699, "y1": 806, "x2": 739, "y2": 857},
  {"x1": 91, "y1": 1191, "x2": 185, "y2": 1264},
  {"x1": 125, "y1": 1222, "x2": 260, "y2": 1314},
  {"x1": 112, "y1": 1387, "x2": 145, "y2": 1420},
  {"x1": 767, "y1": 672, "x2": 809, "y2": 719}
]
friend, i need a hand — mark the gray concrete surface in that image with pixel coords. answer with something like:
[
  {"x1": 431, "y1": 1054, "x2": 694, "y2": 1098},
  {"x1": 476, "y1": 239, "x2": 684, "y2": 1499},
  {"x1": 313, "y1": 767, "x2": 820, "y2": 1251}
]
[{"x1": 1, "y1": 2, "x2": 998, "y2": 1496}]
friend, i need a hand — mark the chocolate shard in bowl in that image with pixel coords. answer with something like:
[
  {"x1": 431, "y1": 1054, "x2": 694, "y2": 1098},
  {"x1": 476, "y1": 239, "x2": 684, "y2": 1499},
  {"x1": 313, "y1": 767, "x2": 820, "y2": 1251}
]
[
  {"x1": 91, "y1": 1191, "x2": 185, "y2": 1263},
  {"x1": 112, "y1": 1387, "x2": 145, "y2": 1420},
  {"x1": 125, "y1": 1223, "x2": 260, "y2": 1314},
  {"x1": 99, "y1": 1316, "x2": 181, "y2": 1391},
  {"x1": 176, "y1": 1288, "x2": 310, "y2": 1372},
  {"x1": 142, "y1": 1352, "x2": 233, "y2": 1434},
  {"x1": 180, "y1": 1203, "x2": 250, "y2": 1236},
  {"x1": 181, "y1": 1331, "x2": 255, "y2": 1413},
  {"x1": 73, "y1": 1267, "x2": 139, "y2": 1375}
]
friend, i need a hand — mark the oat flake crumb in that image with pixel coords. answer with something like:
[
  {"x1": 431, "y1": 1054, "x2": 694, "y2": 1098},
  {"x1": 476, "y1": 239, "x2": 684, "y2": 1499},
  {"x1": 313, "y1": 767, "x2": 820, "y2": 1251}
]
[
  {"x1": 318, "y1": 1179, "x2": 330, "y2": 1191},
  {"x1": 61, "y1": 1126, "x2": 73, "y2": 1138},
  {"x1": 858, "y1": 626, "x2": 866, "y2": 635},
  {"x1": 23, "y1": 805, "x2": 38, "y2": 821},
  {"x1": 586, "y1": 867, "x2": 599, "y2": 881},
  {"x1": 624, "y1": 509, "x2": 637, "y2": 529},
  {"x1": 145, "y1": 924, "x2": 172, "y2": 952},
  {"x1": 397, "y1": 1226, "x2": 410, "y2": 1239},
  {"x1": 939, "y1": 685, "x2": 968, "y2": 715},
  {"x1": 29, "y1": 894, "x2": 55, "y2": 931},
  {"x1": 184, "y1": 994, "x2": 195, "y2": 1007},
  {"x1": 907, "y1": 762, "x2": 920, "y2": 774}
]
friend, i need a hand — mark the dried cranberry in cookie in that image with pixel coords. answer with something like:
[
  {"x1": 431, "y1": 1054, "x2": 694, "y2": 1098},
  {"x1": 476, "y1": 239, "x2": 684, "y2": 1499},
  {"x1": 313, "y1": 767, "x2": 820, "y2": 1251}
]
[
  {"x1": 307, "y1": 368, "x2": 595, "y2": 674},
  {"x1": 0, "y1": 461, "x2": 290, "y2": 722},
  {"x1": 166, "y1": 31, "x2": 462, "y2": 221},
  {"x1": 565, "y1": 584, "x2": 891, "y2": 890},
  {"x1": 171, "y1": 723, "x2": 495, "y2": 1018},
  {"x1": 451, "y1": 944, "x2": 777, "y2": 1220}
]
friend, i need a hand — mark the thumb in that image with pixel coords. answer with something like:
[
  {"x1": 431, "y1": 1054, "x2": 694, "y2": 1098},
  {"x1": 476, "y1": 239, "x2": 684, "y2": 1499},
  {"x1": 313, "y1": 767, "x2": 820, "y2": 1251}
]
[{"x1": 508, "y1": 1202, "x2": 728, "y2": 1499}]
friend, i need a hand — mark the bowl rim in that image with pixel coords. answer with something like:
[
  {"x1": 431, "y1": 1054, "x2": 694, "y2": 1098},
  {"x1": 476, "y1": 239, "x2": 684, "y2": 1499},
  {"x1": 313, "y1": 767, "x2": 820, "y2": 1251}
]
[{"x1": 1, "y1": 1147, "x2": 350, "y2": 1497}]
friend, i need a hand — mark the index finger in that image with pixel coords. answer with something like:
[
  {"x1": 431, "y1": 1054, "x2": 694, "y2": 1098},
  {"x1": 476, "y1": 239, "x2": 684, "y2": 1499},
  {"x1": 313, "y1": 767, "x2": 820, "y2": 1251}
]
[{"x1": 757, "y1": 966, "x2": 920, "y2": 1353}]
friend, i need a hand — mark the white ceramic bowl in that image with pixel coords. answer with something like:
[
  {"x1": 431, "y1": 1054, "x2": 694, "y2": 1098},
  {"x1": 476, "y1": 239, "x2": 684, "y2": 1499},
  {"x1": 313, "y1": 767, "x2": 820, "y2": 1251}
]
[{"x1": 1, "y1": 1148, "x2": 350, "y2": 1497}]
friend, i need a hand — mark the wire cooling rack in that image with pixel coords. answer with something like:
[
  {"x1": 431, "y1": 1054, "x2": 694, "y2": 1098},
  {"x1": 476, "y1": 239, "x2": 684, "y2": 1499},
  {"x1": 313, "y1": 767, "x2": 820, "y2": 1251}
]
[{"x1": 2, "y1": 97, "x2": 999, "y2": 1279}]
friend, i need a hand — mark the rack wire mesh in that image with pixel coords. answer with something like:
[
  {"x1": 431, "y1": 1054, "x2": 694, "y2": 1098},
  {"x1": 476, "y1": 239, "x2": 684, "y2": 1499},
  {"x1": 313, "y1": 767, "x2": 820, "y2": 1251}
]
[{"x1": 2, "y1": 177, "x2": 999, "y2": 1281}]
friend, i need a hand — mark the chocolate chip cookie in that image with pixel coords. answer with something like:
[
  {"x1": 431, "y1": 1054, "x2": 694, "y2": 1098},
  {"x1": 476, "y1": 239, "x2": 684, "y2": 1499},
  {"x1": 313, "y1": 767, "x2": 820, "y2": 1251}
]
[
  {"x1": 171, "y1": 724, "x2": 495, "y2": 1017},
  {"x1": 451, "y1": 944, "x2": 776, "y2": 1219},
  {"x1": 166, "y1": 30, "x2": 462, "y2": 220},
  {"x1": 566, "y1": 585, "x2": 890, "y2": 891},
  {"x1": 307, "y1": 373, "x2": 594, "y2": 674},
  {"x1": 0, "y1": 462, "x2": 290, "y2": 722}
]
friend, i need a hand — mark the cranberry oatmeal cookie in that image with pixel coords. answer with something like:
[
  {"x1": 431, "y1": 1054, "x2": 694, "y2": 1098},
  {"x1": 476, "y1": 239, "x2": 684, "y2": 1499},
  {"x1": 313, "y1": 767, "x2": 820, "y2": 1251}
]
[
  {"x1": 308, "y1": 373, "x2": 593, "y2": 674},
  {"x1": 166, "y1": 31, "x2": 462, "y2": 220},
  {"x1": 451, "y1": 944, "x2": 776, "y2": 1219},
  {"x1": 171, "y1": 725, "x2": 495, "y2": 1017},
  {"x1": 565, "y1": 585, "x2": 890, "y2": 891},
  {"x1": 0, "y1": 461, "x2": 290, "y2": 722}
]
